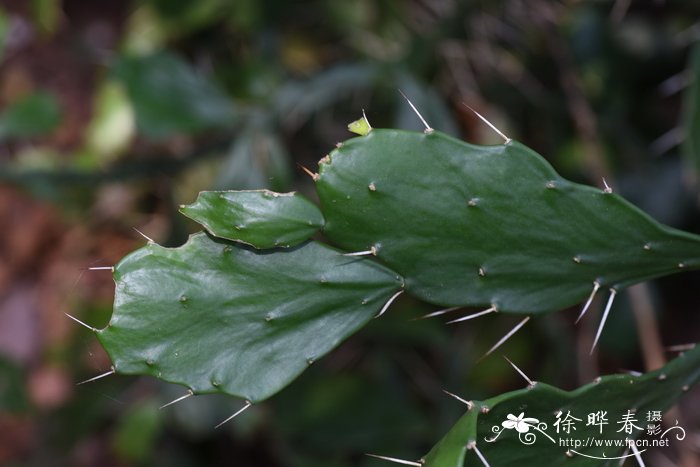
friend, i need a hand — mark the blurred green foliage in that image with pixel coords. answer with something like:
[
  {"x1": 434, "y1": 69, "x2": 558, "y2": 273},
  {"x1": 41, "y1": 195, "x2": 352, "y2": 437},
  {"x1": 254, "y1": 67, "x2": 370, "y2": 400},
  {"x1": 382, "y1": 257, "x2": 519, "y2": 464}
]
[
  {"x1": 0, "y1": 92, "x2": 61, "y2": 141},
  {"x1": 113, "y1": 52, "x2": 237, "y2": 137}
]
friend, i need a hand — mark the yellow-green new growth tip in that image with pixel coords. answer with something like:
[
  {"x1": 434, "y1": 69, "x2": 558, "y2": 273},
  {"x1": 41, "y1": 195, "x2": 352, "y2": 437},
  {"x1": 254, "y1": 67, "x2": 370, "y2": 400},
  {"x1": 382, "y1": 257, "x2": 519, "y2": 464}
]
[{"x1": 347, "y1": 111, "x2": 372, "y2": 135}]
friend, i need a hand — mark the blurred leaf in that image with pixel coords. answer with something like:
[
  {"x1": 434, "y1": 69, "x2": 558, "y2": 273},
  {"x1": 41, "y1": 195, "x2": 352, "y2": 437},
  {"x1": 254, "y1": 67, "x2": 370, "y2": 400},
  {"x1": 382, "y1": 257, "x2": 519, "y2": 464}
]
[
  {"x1": 281, "y1": 33, "x2": 323, "y2": 75},
  {"x1": 618, "y1": 159, "x2": 692, "y2": 227},
  {"x1": 394, "y1": 73, "x2": 459, "y2": 137},
  {"x1": 150, "y1": 0, "x2": 225, "y2": 33},
  {"x1": 31, "y1": 0, "x2": 61, "y2": 35},
  {"x1": 122, "y1": 5, "x2": 168, "y2": 54},
  {"x1": 275, "y1": 64, "x2": 379, "y2": 128},
  {"x1": 0, "y1": 357, "x2": 28, "y2": 413},
  {"x1": 0, "y1": 9, "x2": 9, "y2": 61},
  {"x1": 84, "y1": 80, "x2": 135, "y2": 166},
  {"x1": 113, "y1": 52, "x2": 237, "y2": 138},
  {"x1": 216, "y1": 128, "x2": 292, "y2": 191},
  {"x1": 112, "y1": 401, "x2": 161, "y2": 462},
  {"x1": 225, "y1": 0, "x2": 261, "y2": 33},
  {"x1": 123, "y1": 0, "x2": 226, "y2": 54},
  {"x1": 0, "y1": 92, "x2": 61, "y2": 141},
  {"x1": 682, "y1": 42, "x2": 700, "y2": 187}
]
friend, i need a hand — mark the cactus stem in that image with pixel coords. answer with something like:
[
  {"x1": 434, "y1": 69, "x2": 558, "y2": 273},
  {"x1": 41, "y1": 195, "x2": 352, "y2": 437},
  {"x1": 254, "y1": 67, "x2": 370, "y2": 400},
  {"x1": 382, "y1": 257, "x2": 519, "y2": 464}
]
[
  {"x1": 463, "y1": 103, "x2": 510, "y2": 145},
  {"x1": 375, "y1": 290, "x2": 404, "y2": 318},
  {"x1": 602, "y1": 178, "x2": 613, "y2": 194},
  {"x1": 214, "y1": 400, "x2": 252, "y2": 429},
  {"x1": 365, "y1": 453, "x2": 423, "y2": 466},
  {"x1": 343, "y1": 246, "x2": 377, "y2": 257},
  {"x1": 482, "y1": 316, "x2": 530, "y2": 359},
  {"x1": 398, "y1": 89, "x2": 433, "y2": 134},
  {"x1": 65, "y1": 312, "x2": 98, "y2": 332},
  {"x1": 88, "y1": 266, "x2": 114, "y2": 271},
  {"x1": 133, "y1": 227, "x2": 155, "y2": 244},
  {"x1": 629, "y1": 440, "x2": 646, "y2": 466},
  {"x1": 442, "y1": 389, "x2": 474, "y2": 409},
  {"x1": 575, "y1": 281, "x2": 601, "y2": 324},
  {"x1": 413, "y1": 306, "x2": 463, "y2": 321},
  {"x1": 503, "y1": 356, "x2": 535, "y2": 387},
  {"x1": 446, "y1": 306, "x2": 497, "y2": 324},
  {"x1": 590, "y1": 289, "x2": 617, "y2": 354},
  {"x1": 77, "y1": 367, "x2": 115, "y2": 385},
  {"x1": 160, "y1": 389, "x2": 193, "y2": 409},
  {"x1": 666, "y1": 343, "x2": 696, "y2": 352},
  {"x1": 467, "y1": 442, "x2": 491, "y2": 467},
  {"x1": 297, "y1": 163, "x2": 319, "y2": 181}
]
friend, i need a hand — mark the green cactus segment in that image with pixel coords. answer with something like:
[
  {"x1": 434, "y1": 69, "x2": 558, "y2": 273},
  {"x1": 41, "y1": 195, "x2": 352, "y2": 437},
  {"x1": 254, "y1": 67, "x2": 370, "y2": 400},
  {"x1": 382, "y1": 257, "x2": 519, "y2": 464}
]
[
  {"x1": 180, "y1": 190, "x2": 325, "y2": 248},
  {"x1": 425, "y1": 344, "x2": 700, "y2": 466},
  {"x1": 423, "y1": 408, "x2": 478, "y2": 467},
  {"x1": 97, "y1": 232, "x2": 402, "y2": 402},
  {"x1": 317, "y1": 129, "x2": 700, "y2": 313}
]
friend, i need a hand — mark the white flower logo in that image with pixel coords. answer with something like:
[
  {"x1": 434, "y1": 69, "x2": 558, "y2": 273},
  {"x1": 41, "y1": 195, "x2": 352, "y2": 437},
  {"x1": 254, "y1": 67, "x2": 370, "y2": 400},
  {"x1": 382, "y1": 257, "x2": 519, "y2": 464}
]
[{"x1": 502, "y1": 412, "x2": 540, "y2": 433}]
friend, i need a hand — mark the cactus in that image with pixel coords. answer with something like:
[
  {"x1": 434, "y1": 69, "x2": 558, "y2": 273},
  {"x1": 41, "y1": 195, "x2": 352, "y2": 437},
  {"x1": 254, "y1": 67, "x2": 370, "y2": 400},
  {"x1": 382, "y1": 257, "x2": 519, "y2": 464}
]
[
  {"x1": 317, "y1": 130, "x2": 700, "y2": 313},
  {"x1": 180, "y1": 189, "x2": 324, "y2": 248},
  {"x1": 89, "y1": 126, "x2": 700, "y2": 421},
  {"x1": 416, "y1": 344, "x2": 700, "y2": 466},
  {"x1": 97, "y1": 233, "x2": 401, "y2": 402}
]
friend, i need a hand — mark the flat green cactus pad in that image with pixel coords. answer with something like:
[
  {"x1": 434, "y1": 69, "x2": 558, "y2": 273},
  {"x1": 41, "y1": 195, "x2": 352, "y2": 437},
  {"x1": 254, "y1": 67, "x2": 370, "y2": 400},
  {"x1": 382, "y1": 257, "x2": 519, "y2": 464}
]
[
  {"x1": 98, "y1": 233, "x2": 401, "y2": 402},
  {"x1": 95, "y1": 125, "x2": 700, "y2": 425},
  {"x1": 422, "y1": 344, "x2": 700, "y2": 466},
  {"x1": 180, "y1": 190, "x2": 324, "y2": 249},
  {"x1": 317, "y1": 130, "x2": 700, "y2": 313}
]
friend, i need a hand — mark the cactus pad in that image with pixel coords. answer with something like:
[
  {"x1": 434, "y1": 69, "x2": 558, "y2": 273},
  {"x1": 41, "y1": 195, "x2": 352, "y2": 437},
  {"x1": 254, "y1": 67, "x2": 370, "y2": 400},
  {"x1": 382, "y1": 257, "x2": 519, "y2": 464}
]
[
  {"x1": 317, "y1": 130, "x2": 700, "y2": 313},
  {"x1": 423, "y1": 345, "x2": 700, "y2": 466},
  {"x1": 180, "y1": 190, "x2": 324, "y2": 249},
  {"x1": 98, "y1": 233, "x2": 401, "y2": 402}
]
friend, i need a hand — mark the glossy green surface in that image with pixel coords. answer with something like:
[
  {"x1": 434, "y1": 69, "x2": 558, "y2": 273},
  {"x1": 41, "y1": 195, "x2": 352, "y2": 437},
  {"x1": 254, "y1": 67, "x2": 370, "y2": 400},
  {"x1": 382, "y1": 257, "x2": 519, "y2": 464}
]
[
  {"x1": 181, "y1": 190, "x2": 324, "y2": 248},
  {"x1": 317, "y1": 130, "x2": 700, "y2": 313},
  {"x1": 424, "y1": 344, "x2": 700, "y2": 466},
  {"x1": 98, "y1": 233, "x2": 401, "y2": 402}
]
